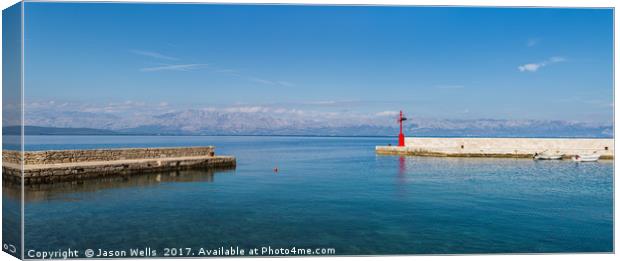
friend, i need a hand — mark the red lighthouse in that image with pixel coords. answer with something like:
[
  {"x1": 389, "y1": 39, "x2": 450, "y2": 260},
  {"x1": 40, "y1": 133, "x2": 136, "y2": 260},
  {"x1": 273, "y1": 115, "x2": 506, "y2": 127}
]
[{"x1": 397, "y1": 110, "x2": 407, "y2": 147}]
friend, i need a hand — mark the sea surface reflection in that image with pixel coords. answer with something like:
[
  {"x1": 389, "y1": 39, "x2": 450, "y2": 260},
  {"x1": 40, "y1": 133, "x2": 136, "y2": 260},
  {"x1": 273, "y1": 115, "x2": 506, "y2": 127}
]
[{"x1": 14, "y1": 135, "x2": 613, "y2": 255}]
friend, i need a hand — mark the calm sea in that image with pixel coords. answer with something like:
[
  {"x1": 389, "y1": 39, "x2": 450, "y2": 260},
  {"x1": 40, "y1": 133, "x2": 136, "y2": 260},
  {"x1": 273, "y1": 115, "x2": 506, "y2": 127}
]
[{"x1": 7, "y1": 135, "x2": 614, "y2": 255}]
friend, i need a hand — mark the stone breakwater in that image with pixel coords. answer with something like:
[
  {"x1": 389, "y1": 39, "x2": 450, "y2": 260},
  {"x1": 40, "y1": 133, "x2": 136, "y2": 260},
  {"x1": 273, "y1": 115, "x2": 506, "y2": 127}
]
[
  {"x1": 376, "y1": 137, "x2": 614, "y2": 159},
  {"x1": 2, "y1": 146, "x2": 236, "y2": 184},
  {"x1": 2, "y1": 146, "x2": 217, "y2": 165}
]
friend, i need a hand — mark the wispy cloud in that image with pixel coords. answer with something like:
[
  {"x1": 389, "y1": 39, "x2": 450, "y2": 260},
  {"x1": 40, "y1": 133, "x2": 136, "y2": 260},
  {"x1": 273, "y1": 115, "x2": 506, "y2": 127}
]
[
  {"x1": 249, "y1": 77, "x2": 294, "y2": 87},
  {"x1": 304, "y1": 100, "x2": 339, "y2": 105},
  {"x1": 518, "y1": 56, "x2": 566, "y2": 72},
  {"x1": 277, "y1": 81, "x2": 294, "y2": 87},
  {"x1": 249, "y1": 77, "x2": 275, "y2": 85},
  {"x1": 207, "y1": 65, "x2": 295, "y2": 87},
  {"x1": 140, "y1": 64, "x2": 208, "y2": 72},
  {"x1": 131, "y1": 50, "x2": 178, "y2": 60},
  {"x1": 375, "y1": 110, "x2": 400, "y2": 117},
  {"x1": 526, "y1": 38, "x2": 540, "y2": 47}
]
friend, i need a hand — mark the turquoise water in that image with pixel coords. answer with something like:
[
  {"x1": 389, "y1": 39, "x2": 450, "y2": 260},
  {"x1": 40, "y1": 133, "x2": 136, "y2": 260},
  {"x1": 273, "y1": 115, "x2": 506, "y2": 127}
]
[{"x1": 15, "y1": 136, "x2": 614, "y2": 255}]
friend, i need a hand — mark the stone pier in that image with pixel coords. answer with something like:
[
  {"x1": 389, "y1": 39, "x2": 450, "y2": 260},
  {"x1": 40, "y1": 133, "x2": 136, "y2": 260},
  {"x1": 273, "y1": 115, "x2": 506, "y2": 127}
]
[
  {"x1": 376, "y1": 137, "x2": 614, "y2": 159},
  {"x1": 2, "y1": 146, "x2": 236, "y2": 184}
]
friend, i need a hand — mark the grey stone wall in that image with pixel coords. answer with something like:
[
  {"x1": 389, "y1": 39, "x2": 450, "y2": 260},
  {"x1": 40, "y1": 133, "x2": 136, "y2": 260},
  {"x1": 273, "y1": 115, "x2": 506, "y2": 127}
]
[
  {"x1": 4, "y1": 146, "x2": 215, "y2": 165},
  {"x1": 2, "y1": 146, "x2": 234, "y2": 184},
  {"x1": 20, "y1": 156, "x2": 235, "y2": 184},
  {"x1": 2, "y1": 150, "x2": 21, "y2": 164}
]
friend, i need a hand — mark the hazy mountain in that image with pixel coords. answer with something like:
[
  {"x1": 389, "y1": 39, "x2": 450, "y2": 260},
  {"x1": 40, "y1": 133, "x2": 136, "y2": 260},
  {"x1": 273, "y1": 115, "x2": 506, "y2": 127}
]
[
  {"x1": 3, "y1": 126, "x2": 119, "y2": 135},
  {"x1": 22, "y1": 107, "x2": 613, "y2": 137}
]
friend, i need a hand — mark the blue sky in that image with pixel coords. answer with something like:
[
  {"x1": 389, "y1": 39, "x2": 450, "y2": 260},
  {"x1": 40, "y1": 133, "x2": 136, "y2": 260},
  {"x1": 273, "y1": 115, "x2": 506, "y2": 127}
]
[{"x1": 23, "y1": 3, "x2": 613, "y2": 123}]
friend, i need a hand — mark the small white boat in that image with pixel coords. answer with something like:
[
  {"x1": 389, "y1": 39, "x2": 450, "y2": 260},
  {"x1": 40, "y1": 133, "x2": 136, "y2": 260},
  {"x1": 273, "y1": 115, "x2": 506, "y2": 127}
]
[
  {"x1": 572, "y1": 154, "x2": 600, "y2": 162},
  {"x1": 533, "y1": 152, "x2": 563, "y2": 160}
]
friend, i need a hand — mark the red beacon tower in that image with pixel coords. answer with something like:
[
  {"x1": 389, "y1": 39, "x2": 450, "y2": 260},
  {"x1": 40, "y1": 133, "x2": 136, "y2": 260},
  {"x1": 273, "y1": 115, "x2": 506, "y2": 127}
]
[{"x1": 397, "y1": 110, "x2": 407, "y2": 147}]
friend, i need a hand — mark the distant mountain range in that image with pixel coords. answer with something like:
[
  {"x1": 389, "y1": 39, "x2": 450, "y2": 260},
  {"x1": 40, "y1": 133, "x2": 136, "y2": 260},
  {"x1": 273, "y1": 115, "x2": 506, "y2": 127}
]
[
  {"x1": 8, "y1": 106, "x2": 613, "y2": 138},
  {"x1": 3, "y1": 126, "x2": 118, "y2": 135}
]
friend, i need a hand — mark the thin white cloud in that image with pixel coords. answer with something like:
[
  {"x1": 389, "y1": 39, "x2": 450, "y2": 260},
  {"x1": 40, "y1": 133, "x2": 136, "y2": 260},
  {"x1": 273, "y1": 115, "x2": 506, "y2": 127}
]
[
  {"x1": 526, "y1": 38, "x2": 540, "y2": 47},
  {"x1": 277, "y1": 81, "x2": 294, "y2": 87},
  {"x1": 203, "y1": 64, "x2": 295, "y2": 87},
  {"x1": 249, "y1": 77, "x2": 294, "y2": 87},
  {"x1": 375, "y1": 110, "x2": 400, "y2": 117},
  {"x1": 141, "y1": 64, "x2": 208, "y2": 72},
  {"x1": 200, "y1": 106, "x2": 306, "y2": 115},
  {"x1": 305, "y1": 100, "x2": 338, "y2": 105},
  {"x1": 223, "y1": 106, "x2": 270, "y2": 113},
  {"x1": 131, "y1": 50, "x2": 178, "y2": 60},
  {"x1": 518, "y1": 63, "x2": 542, "y2": 72},
  {"x1": 249, "y1": 77, "x2": 275, "y2": 85},
  {"x1": 518, "y1": 56, "x2": 566, "y2": 72}
]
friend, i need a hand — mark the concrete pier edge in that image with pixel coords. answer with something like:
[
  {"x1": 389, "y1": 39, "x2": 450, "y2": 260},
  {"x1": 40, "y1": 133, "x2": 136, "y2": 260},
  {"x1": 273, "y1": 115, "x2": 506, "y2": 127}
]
[
  {"x1": 376, "y1": 137, "x2": 614, "y2": 160},
  {"x1": 2, "y1": 146, "x2": 236, "y2": 184}
]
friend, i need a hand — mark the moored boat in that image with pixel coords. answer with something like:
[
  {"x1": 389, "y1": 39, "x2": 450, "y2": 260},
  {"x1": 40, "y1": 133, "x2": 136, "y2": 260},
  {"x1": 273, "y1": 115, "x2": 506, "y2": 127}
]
[
  {"x1": 533, "y1": 151, "x2": 564, "y2": 160},
  {"x1": 572, "y1": 154, "x2": 600, "y2": 162}
]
